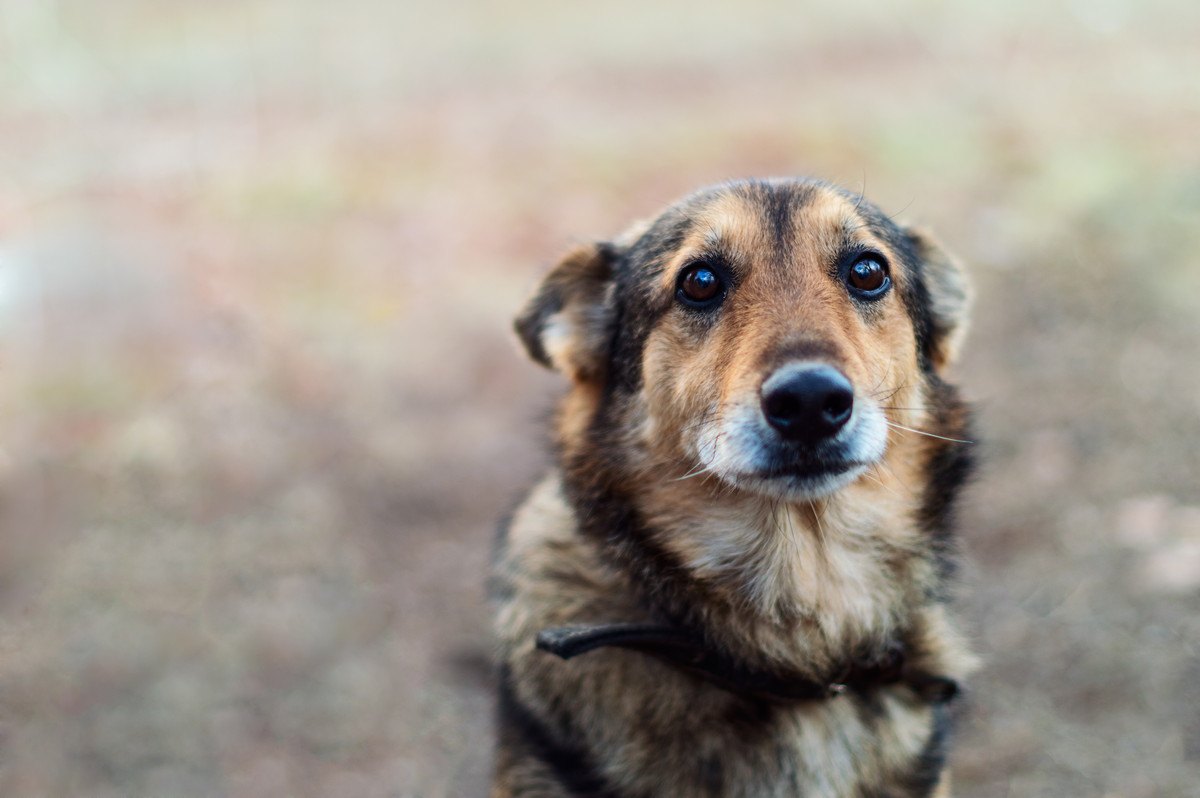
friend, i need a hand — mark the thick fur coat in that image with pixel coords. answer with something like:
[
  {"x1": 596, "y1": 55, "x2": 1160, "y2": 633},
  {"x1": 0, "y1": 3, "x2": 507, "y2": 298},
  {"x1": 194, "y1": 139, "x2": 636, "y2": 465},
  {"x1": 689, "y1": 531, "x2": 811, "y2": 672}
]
[{"x1": 491, "y1": 178, "x2": 977, "y2": 797}]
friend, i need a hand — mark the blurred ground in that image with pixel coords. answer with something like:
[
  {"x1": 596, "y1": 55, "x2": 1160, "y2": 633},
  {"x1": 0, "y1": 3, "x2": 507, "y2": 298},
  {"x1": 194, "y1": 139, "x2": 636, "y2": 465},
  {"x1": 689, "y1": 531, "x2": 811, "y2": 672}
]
[{"x1": 2, "y1": 1, "x2": 1199, "y2": 795}]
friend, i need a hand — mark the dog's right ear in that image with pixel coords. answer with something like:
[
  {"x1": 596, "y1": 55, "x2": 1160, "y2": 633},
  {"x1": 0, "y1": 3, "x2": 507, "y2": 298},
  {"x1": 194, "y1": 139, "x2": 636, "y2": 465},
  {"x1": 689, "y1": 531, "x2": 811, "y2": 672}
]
[{"x1": 514, "y1": 241, "x2": 617, "y2": 383}]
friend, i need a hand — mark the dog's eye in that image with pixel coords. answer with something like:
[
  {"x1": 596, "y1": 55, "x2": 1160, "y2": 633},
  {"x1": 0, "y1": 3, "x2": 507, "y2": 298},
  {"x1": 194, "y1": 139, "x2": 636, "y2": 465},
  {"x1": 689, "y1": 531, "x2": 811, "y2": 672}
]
[
  {"x1": 846, "y1": 255, "x2": 890, "y2": 298},
  {"x1": 677, "y1": 262, "x2": 725, "y2": 308}
]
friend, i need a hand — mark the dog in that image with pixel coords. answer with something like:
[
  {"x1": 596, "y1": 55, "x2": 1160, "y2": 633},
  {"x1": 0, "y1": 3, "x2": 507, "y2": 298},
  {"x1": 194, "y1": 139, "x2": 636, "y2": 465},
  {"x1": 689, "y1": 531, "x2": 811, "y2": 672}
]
[{"x1": 491, "y1": 178, "x2": 977, "y2": 797}]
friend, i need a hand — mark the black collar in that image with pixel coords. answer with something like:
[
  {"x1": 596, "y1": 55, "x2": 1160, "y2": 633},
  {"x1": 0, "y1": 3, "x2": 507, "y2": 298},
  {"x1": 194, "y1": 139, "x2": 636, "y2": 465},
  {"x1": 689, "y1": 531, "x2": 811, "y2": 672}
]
[{"x1": 536, "y1": 623, "x2": 958, "y2": 704}]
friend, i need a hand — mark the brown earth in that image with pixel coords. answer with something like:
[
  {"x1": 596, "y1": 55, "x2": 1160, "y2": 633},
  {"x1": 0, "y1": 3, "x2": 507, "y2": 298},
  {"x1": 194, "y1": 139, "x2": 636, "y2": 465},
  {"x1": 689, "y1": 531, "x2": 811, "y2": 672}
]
[{"x1": 2, "y1": 1, "x2": 1199, "y2": 795}]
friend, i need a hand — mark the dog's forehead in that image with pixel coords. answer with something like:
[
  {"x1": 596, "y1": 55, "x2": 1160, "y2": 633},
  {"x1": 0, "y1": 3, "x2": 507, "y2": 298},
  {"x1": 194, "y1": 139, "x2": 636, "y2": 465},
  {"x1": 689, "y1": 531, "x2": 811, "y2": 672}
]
[{"x1": 625, "y1": 180, "x2": 898, "y2": 286}]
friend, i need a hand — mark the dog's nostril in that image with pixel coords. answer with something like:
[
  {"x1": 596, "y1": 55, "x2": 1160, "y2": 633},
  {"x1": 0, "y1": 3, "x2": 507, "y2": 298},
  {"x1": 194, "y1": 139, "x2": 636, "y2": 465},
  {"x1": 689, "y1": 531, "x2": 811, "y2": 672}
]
[
  {"x1": 763, "y1": 391, "x2": 802, "y2": 424},
  {"x1": 761, "y1": 365, "x2": 855, "y2": 443},
  {"x1": 822, "y1": 392, "x2": 853, "y2": 425}
]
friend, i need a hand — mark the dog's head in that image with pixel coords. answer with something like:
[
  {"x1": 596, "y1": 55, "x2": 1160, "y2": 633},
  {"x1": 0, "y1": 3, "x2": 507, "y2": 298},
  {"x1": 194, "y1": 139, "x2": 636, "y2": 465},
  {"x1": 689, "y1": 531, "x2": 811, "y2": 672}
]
[{"x1": 516, "y1": 178, "x2": 970, "y2": 502}]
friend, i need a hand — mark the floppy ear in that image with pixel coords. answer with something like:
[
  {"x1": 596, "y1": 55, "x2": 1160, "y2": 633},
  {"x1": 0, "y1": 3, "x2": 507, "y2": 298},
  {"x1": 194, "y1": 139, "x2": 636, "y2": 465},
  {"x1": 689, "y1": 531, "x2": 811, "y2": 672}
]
[
  {"x1": 514, "y1": 241, "x2": 617, "y2": 382},
  {"x1": 906, "y1": 228, "x2": 972, "y2": 370}
]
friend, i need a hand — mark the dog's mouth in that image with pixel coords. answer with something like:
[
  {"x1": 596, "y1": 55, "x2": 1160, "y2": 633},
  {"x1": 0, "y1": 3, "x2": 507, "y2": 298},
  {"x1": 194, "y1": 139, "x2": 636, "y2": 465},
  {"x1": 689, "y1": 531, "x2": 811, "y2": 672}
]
[
  {"x1": 732, "y1": 451, "x2": 871, "y2": 499},
  {"x1": 755, "y1": 455, "x2": 868, "y2": 481}
]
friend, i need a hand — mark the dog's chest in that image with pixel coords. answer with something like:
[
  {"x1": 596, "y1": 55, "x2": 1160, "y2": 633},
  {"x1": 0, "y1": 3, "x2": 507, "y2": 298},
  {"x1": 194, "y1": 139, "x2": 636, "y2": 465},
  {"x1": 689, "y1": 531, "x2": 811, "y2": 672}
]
[
  {"x1": 612, "y1": 680, "x2": 939, "y2": 798},
  {"x1": 665, "y1": 496, "x2": 920, "y2": 646}
]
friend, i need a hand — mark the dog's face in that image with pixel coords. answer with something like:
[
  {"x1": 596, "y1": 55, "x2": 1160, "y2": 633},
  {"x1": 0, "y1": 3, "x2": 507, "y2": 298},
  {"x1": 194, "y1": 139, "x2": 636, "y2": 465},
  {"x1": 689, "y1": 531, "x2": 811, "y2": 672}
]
[{"x1": 517, "y1": 179, "x2": 969, "y2": 502}]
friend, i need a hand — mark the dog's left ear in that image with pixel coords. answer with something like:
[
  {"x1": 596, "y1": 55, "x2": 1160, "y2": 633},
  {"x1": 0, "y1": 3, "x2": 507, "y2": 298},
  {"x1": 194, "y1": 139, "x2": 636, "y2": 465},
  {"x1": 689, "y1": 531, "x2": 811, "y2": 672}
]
[
  {"x1": 906, "y1": 228, "x2": 972, "y2": 370},
  {"x1": 513, "y1": 241, "x2": 618, "y2": 383}
]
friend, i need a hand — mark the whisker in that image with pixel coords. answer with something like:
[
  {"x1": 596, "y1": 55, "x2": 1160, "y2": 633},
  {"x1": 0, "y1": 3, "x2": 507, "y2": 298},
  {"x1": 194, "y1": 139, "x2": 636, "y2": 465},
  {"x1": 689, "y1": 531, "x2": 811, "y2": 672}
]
[
  {"x1": 852, "y1": 171, "x2": 868, "y2": 214},
  {"x1": 879, "y1": 405, "x2": 921, "y2": 424},
  {"x1": 673, "y1": 463, "x2": 711, "y2": 481},
  {"x1": 885, "y1": 199, "x2": 915, "y2": 223},
  {"x1": 858, "y1": 469, "x2": 901, "y2": 498},
  {"x1": 873, "y1": 459, "x2": 915, "y2": 496},
  {"x1": 678, "y1": 407, "x2": 719, "y2": 437},
  {"x1": 776, "y1": 498, "x2": 799, "y2": 551},
  {"x1": 866, "y1": 370, "x2": 888, "y2": 399},
  {"x1": 885, "y1": 421, "x2": 974, "y2": 444},
  {"x1": 808, "y1": 500, "x2": 824, "y2": 538},
  {"x1": 867, "y1": 380, "x2": 907, "y2": 400}
]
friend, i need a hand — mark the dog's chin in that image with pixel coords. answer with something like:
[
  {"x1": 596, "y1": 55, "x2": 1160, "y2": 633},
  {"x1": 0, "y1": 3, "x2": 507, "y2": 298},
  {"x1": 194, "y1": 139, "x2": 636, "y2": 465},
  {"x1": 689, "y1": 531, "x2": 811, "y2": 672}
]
[{"x1": 725, "y1": 461, "x2": 870, "y2": 501}]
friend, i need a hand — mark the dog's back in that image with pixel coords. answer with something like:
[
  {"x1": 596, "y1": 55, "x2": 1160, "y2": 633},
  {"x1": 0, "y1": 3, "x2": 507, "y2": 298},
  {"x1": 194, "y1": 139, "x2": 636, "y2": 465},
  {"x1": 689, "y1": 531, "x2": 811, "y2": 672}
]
[{"x1": 492, "y1": 179, "x2": 977, "y2": 797}]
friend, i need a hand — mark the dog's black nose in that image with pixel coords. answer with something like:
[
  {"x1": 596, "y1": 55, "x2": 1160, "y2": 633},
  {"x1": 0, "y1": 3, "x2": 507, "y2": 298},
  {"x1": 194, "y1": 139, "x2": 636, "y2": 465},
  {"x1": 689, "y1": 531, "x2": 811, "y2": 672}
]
[{"x1": 761, "y1": 365, "x2": 854, "y2": 443}]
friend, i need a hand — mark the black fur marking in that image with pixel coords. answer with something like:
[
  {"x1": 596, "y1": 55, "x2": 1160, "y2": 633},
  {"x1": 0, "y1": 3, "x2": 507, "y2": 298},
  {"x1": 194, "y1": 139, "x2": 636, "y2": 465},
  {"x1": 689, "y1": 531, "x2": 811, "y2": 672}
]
[
  {"x1": 496, "y1": 667, "x2": 623, "y2": 797},
  {"x1": 901, "y1": 703, "x2": 952, "y2": 797},
  {"x1": 917, "y1": 378, "x2": 977, "y2": 589},
  {"x1": 698, "y1": 754, "x2": 726, "y2": 794},
  {"x1": 563, "y1": 447, "x2": 701, "y2": 627},
  {"x1": 603, "y1": 214, "x2": 693, "y2": 393},
  {"x1": 743, "y1": 180, "x2": 821, "y2": 255},
  {"x1": 890, "y1": 223, "x2": 943, "y2": 375},
  {"x1": 853, "y1": 704, "x2": 950, "y2": 798},
  {"x1": 757, "y1": 181, "x2": 797, "y2": 253},
  {"x1": 851, "y1": 688, "x2": 890, "y2": 732}
]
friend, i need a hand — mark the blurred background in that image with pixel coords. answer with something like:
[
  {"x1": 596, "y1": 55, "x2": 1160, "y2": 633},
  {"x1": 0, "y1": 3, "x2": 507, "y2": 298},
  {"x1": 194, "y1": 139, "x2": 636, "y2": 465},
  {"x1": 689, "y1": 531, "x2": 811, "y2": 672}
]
[{"x1": 2, "y1": 0, "x2": 1199, "y2": 795}]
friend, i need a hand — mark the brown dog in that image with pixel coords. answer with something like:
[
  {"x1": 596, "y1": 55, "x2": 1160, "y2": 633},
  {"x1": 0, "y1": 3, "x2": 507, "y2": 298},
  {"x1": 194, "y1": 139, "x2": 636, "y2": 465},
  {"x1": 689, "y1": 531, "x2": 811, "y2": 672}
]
[{"x1": 491, "y1": 178, "x2": 977, "y2": 797}]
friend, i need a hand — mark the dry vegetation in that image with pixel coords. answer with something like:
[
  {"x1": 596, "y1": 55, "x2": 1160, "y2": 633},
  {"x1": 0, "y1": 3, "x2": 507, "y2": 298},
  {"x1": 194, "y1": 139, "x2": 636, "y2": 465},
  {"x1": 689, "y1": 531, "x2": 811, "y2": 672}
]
[{"x1": 2, "y1": 1, "x2": 1199, "y2": 795}]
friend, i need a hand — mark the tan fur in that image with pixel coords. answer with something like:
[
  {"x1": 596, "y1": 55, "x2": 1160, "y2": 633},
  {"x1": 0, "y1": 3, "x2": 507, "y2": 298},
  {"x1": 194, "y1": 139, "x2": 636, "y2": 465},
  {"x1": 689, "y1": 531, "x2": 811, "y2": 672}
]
[{"x1": 494, "y1": 180, "x2": 977, "y2": 797}]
